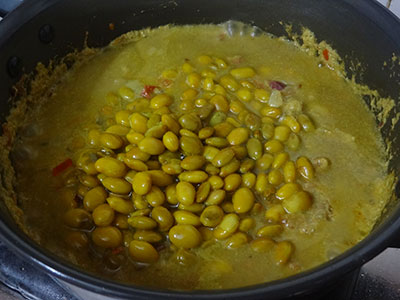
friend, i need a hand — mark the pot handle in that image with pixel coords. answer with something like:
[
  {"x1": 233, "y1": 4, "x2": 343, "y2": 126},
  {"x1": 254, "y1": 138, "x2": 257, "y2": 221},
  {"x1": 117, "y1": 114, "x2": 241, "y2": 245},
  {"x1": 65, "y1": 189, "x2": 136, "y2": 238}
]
[{"x1": 0, "y1": 0, "x2": 23, "y2": 18}]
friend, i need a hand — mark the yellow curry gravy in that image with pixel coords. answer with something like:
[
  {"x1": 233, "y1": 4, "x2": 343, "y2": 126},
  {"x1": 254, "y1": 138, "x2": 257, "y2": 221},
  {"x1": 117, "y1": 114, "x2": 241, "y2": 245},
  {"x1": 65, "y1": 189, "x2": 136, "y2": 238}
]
[{"x1": 6, "y1": 24, "x2": 392, "y2": 289}]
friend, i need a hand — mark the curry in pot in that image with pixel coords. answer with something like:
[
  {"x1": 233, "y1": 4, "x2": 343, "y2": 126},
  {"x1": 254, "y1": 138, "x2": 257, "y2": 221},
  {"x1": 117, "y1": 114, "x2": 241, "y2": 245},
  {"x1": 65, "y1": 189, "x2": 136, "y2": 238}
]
[{"x1": 0, "y1": 24, "x2": 394, "y2": 289}]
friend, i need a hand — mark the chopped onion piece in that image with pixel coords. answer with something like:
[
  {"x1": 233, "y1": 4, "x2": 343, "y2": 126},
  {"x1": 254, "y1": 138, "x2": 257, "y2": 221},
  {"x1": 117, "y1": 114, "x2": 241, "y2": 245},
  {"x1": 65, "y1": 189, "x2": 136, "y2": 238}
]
[{"x1": 269, "y1": 90, "x2": 284, "y2": 107}]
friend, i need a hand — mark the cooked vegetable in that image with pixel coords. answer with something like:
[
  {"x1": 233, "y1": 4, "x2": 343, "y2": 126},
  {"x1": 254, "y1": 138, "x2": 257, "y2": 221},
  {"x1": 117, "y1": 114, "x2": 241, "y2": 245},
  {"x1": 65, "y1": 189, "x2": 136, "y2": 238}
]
[
  {"x1": 62, "y1": 52, "x2": 319, "y2": 266},
  {"x1": 52, "y1": 158, "x2": 73, "y2": 176}
]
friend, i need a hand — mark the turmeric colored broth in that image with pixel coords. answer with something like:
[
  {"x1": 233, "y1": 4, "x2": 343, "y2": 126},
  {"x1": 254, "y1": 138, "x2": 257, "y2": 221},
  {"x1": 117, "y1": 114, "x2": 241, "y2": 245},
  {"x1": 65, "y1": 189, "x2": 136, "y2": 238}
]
[{"x1": 8, "y1": 24, "x2": 392, "y2": 289}]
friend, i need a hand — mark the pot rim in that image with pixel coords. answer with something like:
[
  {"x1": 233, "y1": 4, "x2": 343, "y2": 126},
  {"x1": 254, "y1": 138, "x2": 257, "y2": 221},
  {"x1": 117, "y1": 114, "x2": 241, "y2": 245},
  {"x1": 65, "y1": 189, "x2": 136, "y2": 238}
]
[{"x1": 0, "y1": 0, "x2": 400, "y2": 298}]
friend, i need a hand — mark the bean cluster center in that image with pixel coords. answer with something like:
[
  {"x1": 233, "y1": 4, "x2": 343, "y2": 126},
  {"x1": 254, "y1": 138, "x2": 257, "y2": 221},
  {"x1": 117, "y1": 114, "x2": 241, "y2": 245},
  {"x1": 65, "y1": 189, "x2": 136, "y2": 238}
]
[{"x1": 61, "y1": 54, "x2": 326, "y2": 268}]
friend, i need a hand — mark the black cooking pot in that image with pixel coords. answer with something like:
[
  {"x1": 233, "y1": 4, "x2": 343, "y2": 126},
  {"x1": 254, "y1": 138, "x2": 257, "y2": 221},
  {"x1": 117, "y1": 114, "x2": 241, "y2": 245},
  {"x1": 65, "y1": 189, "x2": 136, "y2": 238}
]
[{"x1": 0, "y1": 0, "x2": 400, "y2": 299}]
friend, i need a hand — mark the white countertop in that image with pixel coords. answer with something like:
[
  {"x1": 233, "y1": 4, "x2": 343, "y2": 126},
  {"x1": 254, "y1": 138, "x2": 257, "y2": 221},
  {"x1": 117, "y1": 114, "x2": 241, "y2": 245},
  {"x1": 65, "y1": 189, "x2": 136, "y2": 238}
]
[{"x1": 378, "y1": 0, "x2": 400, "y2": 15}]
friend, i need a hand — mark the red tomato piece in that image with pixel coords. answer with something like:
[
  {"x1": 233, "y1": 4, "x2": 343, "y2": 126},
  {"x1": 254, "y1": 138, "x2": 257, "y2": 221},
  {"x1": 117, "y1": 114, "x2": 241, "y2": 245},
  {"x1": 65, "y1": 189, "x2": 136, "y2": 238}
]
[
  {"x1": 323, "y1": 49, "x2": 329, "y2": 61},
  {"x1": 52, "y1": 158, "x2": 73, "y2": 176},
  {"x1": 141, "y1": 85, "x2": 157, "y2": 99}
]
